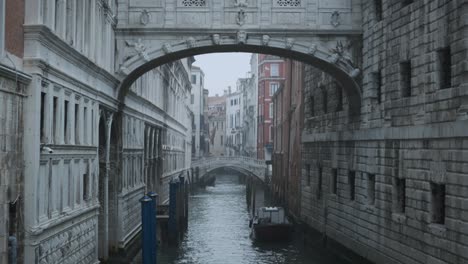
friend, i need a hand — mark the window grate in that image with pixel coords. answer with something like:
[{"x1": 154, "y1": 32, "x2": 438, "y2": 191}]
[
  {"x1": 182, "y1": 0, "x2": 206, "y2": 7},
  {"x1": 277, "y1": 0, "x2": 301, "y2": 7}
]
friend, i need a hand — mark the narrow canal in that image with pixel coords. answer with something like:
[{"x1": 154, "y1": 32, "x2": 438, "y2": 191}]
[{"x1": 134, "y1": 173, "x2": 350, "y2": 264}]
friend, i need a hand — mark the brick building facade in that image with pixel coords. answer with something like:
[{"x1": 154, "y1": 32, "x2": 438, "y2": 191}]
[
  {"x1": 257, "y1": 55, "x2": 285, "y2": 161},
  {"x1": 300, "y1": 1, "x2": 468, "y2": 263},
  {"x1": 272, "y1": 59, "x2": 304, "y2": 219}
]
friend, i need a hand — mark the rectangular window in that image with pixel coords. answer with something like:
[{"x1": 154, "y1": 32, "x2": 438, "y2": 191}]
[
  {"x1": 431, "y1": 182, "x2": 445, "y2": 224},
  {"x1": 269, "y1": 125, "x2": 273, "y2": 141},
  {"x1": 437, "y1": 47, "x2": 452, "y2": 89},
  {"x1": 306, "y1": 164, "x2": 311, "y2": 186},
  {"x1": 83, "y1": 172, "x2": 89, "y2": 201},
  {"x1": 372, "y1": 71, "x2": 382, "y2": 104},
  {"x1": 53, "y1": 96, "x2": 58, "y2": 143},
  {"x1": 400, "y1": 61, "x2": 412, "y2": 97},
  {"x1": 349, "y1": 170, "x2": 355, "y2": 201},
  {"x1": 331, "y1": 168, "x2": 338, "y2": 194},
  {"x1": 40, "y1": 92, "x2": 46, "y2": 143},
  {"x1": 336, "y1": 83, "x2": 343, "y2": 112},
  {"x1": 83, "y1": 106, "x2": 88, "y2": 144},
  {"x1": 221, "y1": 135, "x2": 223, "y2": 145},
  {"x1": 310, "y1": 96, "x2": 315, "y2": 116},
  {"x1": 64, "y1": 100, "x2": 69, "y2": 143},
  {"x1": 394, "y1": 178, "x2": 406, "y2": 213},
  {"x1": 269, "y1": 103, "x2": 274, "y2": 118},
  {"x1": 191, "y1": 94, "x2": 194, "y2": 104},
  {"x1": 322, "y1": 89, "x2": 328, "y2": 113},
  {"x1": 367, "y1": 173, "x2": 376, "y2": 205},
  {"x1": 317, "y1": 166, "x2": 323, "y2": 200},
  {"x1": 191, "y1": 74, "x2": 197, "y2": 84},
  {"x1": 270, "y1": 64, "x2": 279, "y2": 77},
  {"x1": 374, "y1": 0, "x2": 382, "y2": 21},
  {"x1": 75, "y1": 103, "x2": 79, "y2": 144},
  {"x1": 270, "y1": 82, "x2": 279, "y2": 96}
]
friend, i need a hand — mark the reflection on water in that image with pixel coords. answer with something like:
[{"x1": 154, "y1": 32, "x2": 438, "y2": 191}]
[{"x1": 150, "y1": 174, "x2": 349, "y2": 264}]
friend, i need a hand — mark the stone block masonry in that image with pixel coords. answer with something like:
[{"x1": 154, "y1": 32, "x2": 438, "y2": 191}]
[
  {"x1": 300, "y1": 1, "x2": 468, "y2": 263},
  {"x1": 0, "y1": 74, "x2": 27, "y2": 264}
]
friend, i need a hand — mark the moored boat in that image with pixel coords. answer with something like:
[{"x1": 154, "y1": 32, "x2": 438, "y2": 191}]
[{"x1": 250, "y1": 207, "x2": 293, "y2": 241}]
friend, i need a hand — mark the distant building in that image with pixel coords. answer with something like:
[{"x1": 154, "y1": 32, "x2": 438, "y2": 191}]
[
  {"x1": 190, "y1": 66, "x2": 208, "y2": 158},
  {"x1": 207, "y1": 94, "x2": 227, "y2": 156},
  {"x1": 257, "y1": 55, "x2": 285, "y2": 161},
  {"x1": 225, "y1": 86, "x2": 243, "y2": 156}
]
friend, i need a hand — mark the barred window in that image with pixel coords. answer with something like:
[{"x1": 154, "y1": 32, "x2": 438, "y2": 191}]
[
  {"x1": 277, "y1": 0, "x2": 301, "y2": 7},
  {"x1": 182, "y1": 0, "x2": 206, "y2": 7}
]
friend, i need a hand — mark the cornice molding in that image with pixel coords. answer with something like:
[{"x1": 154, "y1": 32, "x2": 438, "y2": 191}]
[
  {"x1": 0, "y1": 64, "x2": 32, "y2": 84},
  {"x1": 23, "y1": 25, "x2": 120, "y2": 88}
]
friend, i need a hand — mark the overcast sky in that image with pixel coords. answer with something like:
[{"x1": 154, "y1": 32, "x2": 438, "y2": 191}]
[{"x1": 193, "y1": 53, "x2": 253, "y2": 97}]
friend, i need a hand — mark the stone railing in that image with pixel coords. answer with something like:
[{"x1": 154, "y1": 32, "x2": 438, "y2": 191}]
[{"x1": 191, "y1": 156, "x2": 267, "y2": 181}]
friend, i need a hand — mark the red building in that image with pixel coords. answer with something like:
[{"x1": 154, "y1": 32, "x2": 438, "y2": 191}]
[
  {"x1": 257, "y1": 54, "x2": 286, "y2": 160},
  {"x1": 272, "y1": 59, "x2": 304, "y2": 219}
]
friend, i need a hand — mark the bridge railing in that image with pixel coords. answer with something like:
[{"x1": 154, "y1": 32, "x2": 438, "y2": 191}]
[{"x1": 191, "y1": 156, "x2": 266, "y2": 167}]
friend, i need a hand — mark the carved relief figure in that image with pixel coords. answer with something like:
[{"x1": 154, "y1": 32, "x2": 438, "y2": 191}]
[
  {"x1": 237, "y1": 31, "x2": 247, "y2": 44},
  {"x1": 285, "y1": 38, "x2": 295, "y2": 49},
  {"x1": 140, "y1": 9, "x2": 150, "y2": 25},
  {"x1": 186, "y1": 37, "x2": 197, "y2": 48},
  {"x1": 234, "y1": 0, "x2": 248, "y2": 7},
  {"x1": 331, "y1": 11, "x2": 341, "y2": 27},
  {"x1": 212, "y1": 34, "x2": 221, "y2": 45},
  {"x1": 262, "y1": 35, "x2": 270, "y2": 46},
  {"x1": 237, "y1": 9, "x2": 246, "y2": 26},
  {"x1": 124, "y1": 39, "x2": 149, "y2": 62},
  {"x1": 308, "y1": 44, "x2": 318, "y2": 55},
  {"x1": 330, "y1": 40, "x2": 354, "y2": 66},
  {"x1": 162, "y1": 43, "x2": 173, "y2": 54}
]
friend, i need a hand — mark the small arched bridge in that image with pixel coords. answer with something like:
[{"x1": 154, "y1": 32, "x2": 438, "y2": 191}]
[{"x1": 191, "y1": 156, "x2": 268, "y2": 183}]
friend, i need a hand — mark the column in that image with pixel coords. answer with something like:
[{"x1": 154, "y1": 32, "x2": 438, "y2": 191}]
[
  {"x1": 46, "y1": 0, "x2": 56, "y2": 30},
  {"x1": 69, "y1": 94, "x2": 76, "y2": 145},
  {"x1": 89, "y1": 0, "x2": 96, "y2": 60},
  {"x1": 66, "y1": 0, "x2": 76, "y2": 45},
  {"x1": 25, "y1": 0, "x2": 43, "y2": 24},
  {"x1": 58, "y1": 87, "x2": 65, "y2": 144},
  {"x1": 55, "y1": 0, "x2": 67, "y2": 38}
]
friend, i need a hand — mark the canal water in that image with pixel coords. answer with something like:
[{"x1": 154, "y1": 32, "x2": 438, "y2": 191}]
[{"x1": 134, "y1": 173, "x2": 349, "y2": 264}]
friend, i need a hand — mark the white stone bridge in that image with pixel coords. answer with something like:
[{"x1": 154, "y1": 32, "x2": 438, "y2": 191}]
[{"x1": 191, "y1": 156, "x2": 268, "y2": 182}]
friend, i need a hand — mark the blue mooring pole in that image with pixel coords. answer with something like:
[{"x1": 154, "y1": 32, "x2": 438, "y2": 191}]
[
  {"x1": 148, "y1": 191, "x2": 158, "y2": 264},
  {"x1": 140, "y1": 195, "x2": 153, "y2": 264},
  {"x1": 168, "y1": 179, "x2": 179, "y2": 245}
]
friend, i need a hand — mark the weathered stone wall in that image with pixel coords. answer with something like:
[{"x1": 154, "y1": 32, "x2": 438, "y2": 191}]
[
  {"x1": 301, "y1": 1, "x2": 468, "y2": 263},
  {"x1": 0, "y1": 75, "x2": 25, "y2": 264}
]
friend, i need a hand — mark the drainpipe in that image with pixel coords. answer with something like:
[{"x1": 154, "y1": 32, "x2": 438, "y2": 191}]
[{"x1": 8, "y1": 236, "x2": 17, "y2": 264}]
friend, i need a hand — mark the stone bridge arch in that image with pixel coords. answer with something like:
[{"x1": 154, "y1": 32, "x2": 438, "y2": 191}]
[
  {"x1": 191, "y1": 156, "x2": 268, "y2": 183},
  {"x1": 114, "y1": 0, "x2": 364, "y2": 114}
]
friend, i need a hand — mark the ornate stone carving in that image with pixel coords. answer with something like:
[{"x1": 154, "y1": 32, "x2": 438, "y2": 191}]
[
  {"x1": 234, "y1": 0, "x2": 248, "y2": 7},
  {"x1": 186, "y1": 37, "x2": 197, "y2": 48},
  {"x1": 277, "y1": 0, "x2": 301, "y2": 7},
  {"x1": 125, "y1": 39, "x2": 149, "y2": 62},
  {"x1": 329, "y1": 41, "x2": 354, "y2": 66},
  {"x1": 212, "y1": 34, "x2": 221, "y2": 45},
  {"x1": 182, "y1": 0, "x2": 206, "y2": 7},
  {"x1": 237, "y1": 9, "x2": 246, "y2": 26},
  {"x1": 308, "y1": 44, "x2": 318, "y2": 55},
  {"x1": 285, "y1": 38, "x2": 295, "y2": 49},
  {"x1": 140, "y1": 9, "x2": 150, "y2": 25},
  {"x1": 350, "y1": 68, "x2": 360, "y2": 78},
  {"x1": 262, "y1": 35, "x2": 270, "y2": 46},
  {"x1": 331, "y1": 11, "x2": 341, "y2": 27},
  {"x1": 237, "y1": 31, "x2": 247, "y2": 44},
  {"x1": 162, "y1": 43, "x2": 173, "y2": 54}
]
